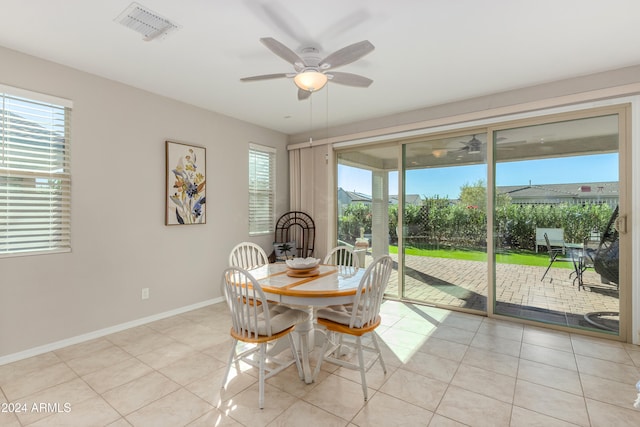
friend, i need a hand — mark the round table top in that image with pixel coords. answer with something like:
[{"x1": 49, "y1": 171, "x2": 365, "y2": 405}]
[{"x1": 249, "y1": 263, "x2": 363, "y2": 300}]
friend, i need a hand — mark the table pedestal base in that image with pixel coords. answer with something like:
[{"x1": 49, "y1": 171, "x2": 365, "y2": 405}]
[{"x1": 267, "y1": 307, "x2": 316, "y2": 383}]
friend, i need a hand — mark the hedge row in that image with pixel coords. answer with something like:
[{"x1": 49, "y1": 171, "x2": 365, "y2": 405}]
[{"x1": 339, "y1": 202, "x2": 615, "y2": 251}]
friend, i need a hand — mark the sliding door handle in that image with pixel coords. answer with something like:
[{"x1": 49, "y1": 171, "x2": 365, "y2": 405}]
[{"x1": 615, "y1": 215, "x2": 627, "y2": 234}]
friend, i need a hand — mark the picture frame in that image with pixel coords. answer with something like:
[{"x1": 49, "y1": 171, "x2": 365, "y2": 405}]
[{"x1": 165, "y1": 141, "x2": 206, "y2": 225}]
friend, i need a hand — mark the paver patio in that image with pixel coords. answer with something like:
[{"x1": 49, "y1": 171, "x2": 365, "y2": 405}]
[{"x1": 380, "y1": 253, "x2": 620, "y2": 333}]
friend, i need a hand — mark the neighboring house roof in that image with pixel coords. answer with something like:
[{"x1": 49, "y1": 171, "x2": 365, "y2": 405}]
[
  {"x1": 3, "y1": 110, "x2": 64, "y2": 147},
  {"x1": 340, "y1": 189, "x2": 372, "y2": 203},
  {"x1": 339, "y1": 182, "x2": 617, "y2": 207},
  {"x1": 498, "y1": 182, "x2": 618, "y2": 201},
  {"x1": 389, "y1": 194, "x2": 422, "y2": 205},
  {"x1": 339, "y1": 188, "x2": 424, "y2": 205}
]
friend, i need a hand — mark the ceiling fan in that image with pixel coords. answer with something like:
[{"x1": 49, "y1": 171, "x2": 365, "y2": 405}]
[
  {"x1": 452, "y1": 134, "x2": 513, "y2": 157},
  {"x1": 457, "y1": 135, "x2": 484, "y2": 154},
  {"x1": 240, "y1": 37, "x2": 374, "y2": 100}
]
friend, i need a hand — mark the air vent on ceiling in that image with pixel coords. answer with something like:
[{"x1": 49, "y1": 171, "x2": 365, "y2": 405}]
[{"x1": 115, "y1": 2, "x2": 180, "y2": 41}]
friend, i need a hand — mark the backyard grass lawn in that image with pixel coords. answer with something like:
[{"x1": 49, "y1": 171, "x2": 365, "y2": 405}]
[{"x1": 390, "y1": 246, "x2": 573, "y2": 269}]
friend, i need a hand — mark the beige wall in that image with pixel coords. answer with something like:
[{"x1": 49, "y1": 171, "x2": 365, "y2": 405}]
[{"x1": 0, "y1": 46, "x2": 289, "y2": 358}]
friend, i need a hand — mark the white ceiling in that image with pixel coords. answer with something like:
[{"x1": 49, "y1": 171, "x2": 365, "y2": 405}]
[{"x1": 2, "y1": 0, "x2": 640, "y2": 136}]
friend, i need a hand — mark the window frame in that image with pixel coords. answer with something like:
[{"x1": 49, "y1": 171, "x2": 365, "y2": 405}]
[
  {"x1": 0, "y1": 84, "x2": 72, "y2": 257},
  {"x1": 248, "y1": 142, "x2": 276, "y2": 236}
]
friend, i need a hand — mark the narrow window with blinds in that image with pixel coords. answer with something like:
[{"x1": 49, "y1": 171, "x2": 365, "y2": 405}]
[
  {"x1": 0, "y1": 87, "x2": 72, "y2": 256},
  {"x1": 248, "y1": 143, "x2": 275, "y2": 236}
]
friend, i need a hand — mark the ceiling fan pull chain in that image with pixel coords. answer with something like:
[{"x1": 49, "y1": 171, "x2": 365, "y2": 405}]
[{"x1": 309, "y1": 92, "x2": 313, "y2": 146}]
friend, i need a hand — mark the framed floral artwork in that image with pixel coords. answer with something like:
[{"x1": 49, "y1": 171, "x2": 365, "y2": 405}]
[{"x1": 165, "y1": 141, "x2": 206, "y2": 225}]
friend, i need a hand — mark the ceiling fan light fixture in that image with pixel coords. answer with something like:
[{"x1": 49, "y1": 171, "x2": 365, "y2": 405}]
[
  {"x1": 432, "y1": 149, "x2": 447, "y2": 158},
  {"x1": 294, "y1": 71, "x2": 328, "y2": 92}
]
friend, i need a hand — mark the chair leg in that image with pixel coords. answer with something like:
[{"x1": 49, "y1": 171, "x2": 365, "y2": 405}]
[
  {"x1": 288, "y1": 333, "x2": 303, "y2": 380},
  {"x1": 540, "y1": 261, "x2": 554, "y2": 281},
  {"x1": 334, "y1": 333, "x2": 344, "y2": 357},
  {"x1": 258, "y1": 343, "x2": 266, "y2": 409},
  {"x1": 221, "y1": 339, "x2": 238, "y2": 389},
  {"x1": 356, "y1": 336, "x2": 368, "y2": 401},
  {"x1": 371, "y1": 332, "x2": 387, "y2": 374}
]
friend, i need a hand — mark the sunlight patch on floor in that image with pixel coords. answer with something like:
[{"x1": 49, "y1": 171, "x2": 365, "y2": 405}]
[{"x1": 378, "y1": 301, "x2": 457, "y2": 363}]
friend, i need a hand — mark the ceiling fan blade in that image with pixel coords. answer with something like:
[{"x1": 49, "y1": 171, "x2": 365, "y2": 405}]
[
  {"x1": 316, "y1": 9, "x2": 370, "y2": 41},
  {"x1": 298, "y1": 88, "x2": 311, "y2": 100},
  {"x1": 258, "y1": 3, "x2": 312, "y2": 46},
  {"x1": 240, "y1": 73, "x2": 290, "y2": 82},
  {"x1": 328, "y1": 72, "x2": 373, "y2": 88},
  {"x1": 319, "y1": 40, "x2": 374, "y2": 70},
  {"x1": 260, "y1": 37, "x2": 305, "y2": 67}
]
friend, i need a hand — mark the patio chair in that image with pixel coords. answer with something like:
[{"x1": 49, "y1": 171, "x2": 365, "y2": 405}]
[
  {"x1": 312, "y1": 255, "x2": 393, "y2": 401},
  {"x1": 220, "y1": 267, "x2": 306, "y2": 409},
  {"x1": 540, "y1": 232, "x2": 574, "y2": 281},
  {"x1": 229, "y1": 242, "x2": 269, "y2": 269}
]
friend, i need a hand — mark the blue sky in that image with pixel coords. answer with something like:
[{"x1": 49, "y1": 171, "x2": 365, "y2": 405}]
[{"x1": 338, "y1": 153, "x2": 618, "y2": 199}]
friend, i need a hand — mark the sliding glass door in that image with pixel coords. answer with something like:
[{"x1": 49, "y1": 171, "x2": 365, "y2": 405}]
[
  {"x1": 493, "y1": 111, "x2": 625, "y2": 335},
  {"x1": 402, "y1": 133, "x2": 488, "y2": 312},
  {"x1": 333, "y1": 105, "x2": 629, "y2": 339},
  {"x1": 336, "y1": 145, "x2": 398, "y2": 292}
]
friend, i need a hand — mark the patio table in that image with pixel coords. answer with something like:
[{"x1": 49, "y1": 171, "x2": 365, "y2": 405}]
[{"x1": 564, "y1": 242, "x2": 586, "y2": 289}]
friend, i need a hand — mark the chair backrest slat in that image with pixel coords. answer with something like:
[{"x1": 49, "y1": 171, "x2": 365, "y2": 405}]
[
  {"x1": 349, "y1": 255, "x2": 393, "y2": 329},
  {"x1": 324, "y1": 245, "x2": 359, "y2": 276},
  {"x1": 229, "y1": 242, "x2": 269, "y2": 270},
  {"x1": 222, "y1": 267, "x2": 272, "y2": 339}
]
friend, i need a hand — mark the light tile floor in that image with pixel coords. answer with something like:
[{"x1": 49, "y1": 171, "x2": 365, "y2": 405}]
[{"x1": 1, "y1": 301, "x2": 640, "y2": 426}]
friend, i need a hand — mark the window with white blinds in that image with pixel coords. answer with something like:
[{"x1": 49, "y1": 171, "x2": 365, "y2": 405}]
[
  {"x1": 248, "y1": 143, "x2": 275, "y2": 236},
  {"x1": 0, "y1": 87, "x2": 72, "y2": 256}
]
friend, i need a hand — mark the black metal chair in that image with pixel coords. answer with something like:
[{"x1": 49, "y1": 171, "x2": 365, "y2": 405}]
[
  {"x1": 540, "y1": 232, "x2": 573, "y2": 281},
  {"x1": 270, "y1": 211, "x2": 315, "y2": 261}
]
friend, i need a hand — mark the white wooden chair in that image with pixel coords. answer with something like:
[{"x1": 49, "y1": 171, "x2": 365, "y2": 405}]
[
  {"x1": 323, "y1": 245, "x2": 360, "y2": 276},
  {"x1": 220, "y1": 267, "x2": 306, "y2": 408},
  {"x1": 228, "y1": 242, "x2": 269, "y2": 269},
  {"x1": 312, "y1": 255, "x2": 393, "y2": 400}
]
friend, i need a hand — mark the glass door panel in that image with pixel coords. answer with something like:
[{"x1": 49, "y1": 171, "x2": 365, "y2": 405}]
[
  {"x1": 336, "y1": 146, "x2": 398, "y2": 293},
  {"x1": 402, "y1": 134, "x2": 488, "y2": 312},
  {"x1": 493, "y1": 114, "x2": 621, "y2": 335}
]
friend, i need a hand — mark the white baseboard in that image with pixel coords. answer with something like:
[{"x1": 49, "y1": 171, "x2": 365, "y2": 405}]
[{"x1": 0, "y1": 297, "x2": 224, "y2": 366}]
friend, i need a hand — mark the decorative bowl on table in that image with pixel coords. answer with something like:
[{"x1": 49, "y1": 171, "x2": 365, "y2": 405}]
[
  {"x1": 285, "y1": 257, "x2": 320, "y2": 270},
  {"x1": 285, "y1": 257, "x2": 321, "y2": 277}
]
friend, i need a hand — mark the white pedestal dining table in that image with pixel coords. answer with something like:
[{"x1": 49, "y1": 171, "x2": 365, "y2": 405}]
[{"x1": 248, "y1": 263, "x2": 364, "y2": 383}]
